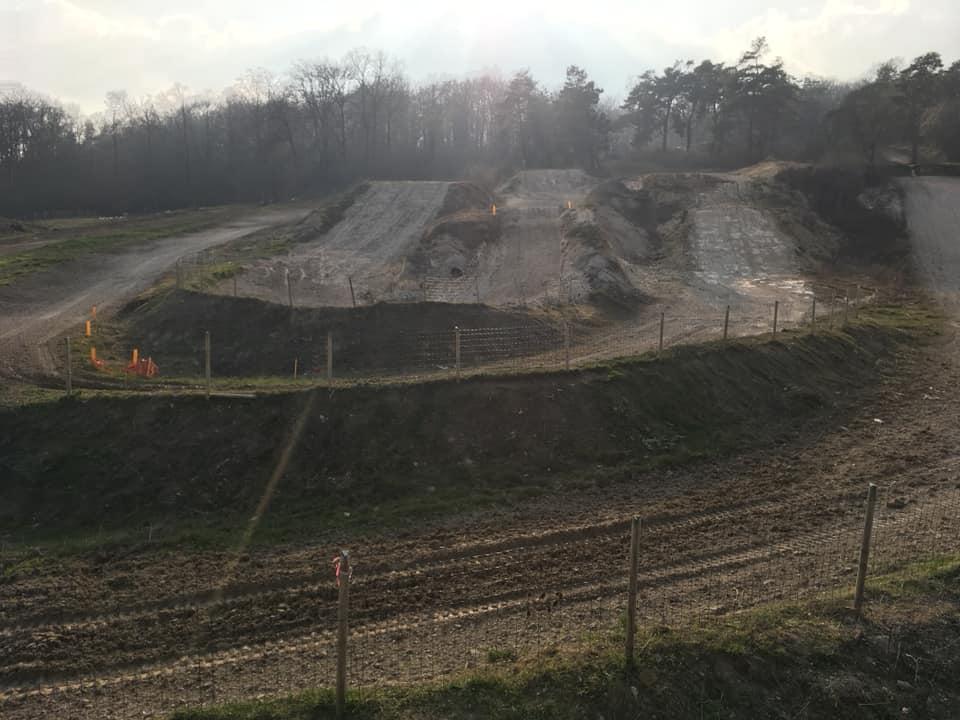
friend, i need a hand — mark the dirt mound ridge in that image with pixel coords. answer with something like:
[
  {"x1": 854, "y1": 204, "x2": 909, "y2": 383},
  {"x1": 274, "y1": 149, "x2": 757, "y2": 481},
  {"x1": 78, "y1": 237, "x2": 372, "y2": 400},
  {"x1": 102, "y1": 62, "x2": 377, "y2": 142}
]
[
  {"x1": 118, "y1": 290, "x2": 551, "y2": 376},
  {"x1": 0, "y1": 313, "x2": 915, "y2": 539}
]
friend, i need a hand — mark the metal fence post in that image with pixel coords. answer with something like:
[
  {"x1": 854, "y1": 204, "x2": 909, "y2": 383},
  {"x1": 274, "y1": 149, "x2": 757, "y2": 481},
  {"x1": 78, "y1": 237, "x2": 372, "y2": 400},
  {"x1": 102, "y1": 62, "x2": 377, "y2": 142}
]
[
  {"x1": 204, "y1": 331, "x2": 211, "y2": 399},
  {"x1": 625, "y1": 517, "x2": 641, "y2": 667},
  {"x1": 336, "y1": 550, "x2": 351, "y2": 719},
  {"x1": 723, "y1": 305, "x2": 730, "y2": 340},
  {"x1": 658, "y1": 312, "x2": 665, "y2": 355},
  {"x1": 773, "y1": 300, "x2": 779, "y2": 334},
  {"x1": 326, "y1": 331, "x2": 333, "y2": 383},
  {"x1": 65, "y1": 337, "x2": 72, "y2": 396},
  {"x1": 454, "y1": 326, "x2": 461, "y2": 379},
  {"x1": 853, "y1": 483, "x2": 879, "y2": 615}
]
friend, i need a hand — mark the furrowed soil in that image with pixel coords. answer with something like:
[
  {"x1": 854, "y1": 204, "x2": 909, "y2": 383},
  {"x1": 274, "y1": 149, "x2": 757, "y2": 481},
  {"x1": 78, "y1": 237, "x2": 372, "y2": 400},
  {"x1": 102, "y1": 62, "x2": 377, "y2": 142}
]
[{"x1": 2, "y1": 301, "x2": 959, "y2": 720}]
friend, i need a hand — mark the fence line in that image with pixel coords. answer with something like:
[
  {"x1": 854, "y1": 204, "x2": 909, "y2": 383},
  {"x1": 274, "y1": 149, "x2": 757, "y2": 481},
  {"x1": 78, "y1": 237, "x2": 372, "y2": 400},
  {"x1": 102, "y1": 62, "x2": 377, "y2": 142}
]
[
  {"x1": 67, "y1": 285, "x2": 875, "y2": 391},
  {"x1": 2, "y1": 481, "x2": 955, "y2": 718}
]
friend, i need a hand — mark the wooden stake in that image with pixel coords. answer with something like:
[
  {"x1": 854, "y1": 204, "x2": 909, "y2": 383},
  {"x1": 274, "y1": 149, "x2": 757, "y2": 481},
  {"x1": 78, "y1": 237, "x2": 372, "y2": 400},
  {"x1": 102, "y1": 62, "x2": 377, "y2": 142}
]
[
  {"x1": 454, "y1": 326, "x2": 461, "y2": 380},
  {"x1": 723, "y1": 305, "x2": 730, "y2": 340},
  {"x1": 65, "y1": 337, "x2": 72, "y2": 395},
  {"x1": 326, "y1": 331, "x2": 333, "y2": 383},
  {"x1": 336, "y1": 550, "x2": 351, "y2": 719},
  {"x1": 811, "y1": 297, "x2": 817, "y2": 327},
  {"x1": 293, "y1": 357, "x2": 299, "y2": 380},
  {"x1": 658, "y1": 312, "x2": 665, "y2": 355},
  {"x1": 625, "y1": 517, "x2": 641, "y2": 667},
  {"x1": 853, "y1": 483, "x2": 878, "y2": 615},
  {"x1": 204, "y1": 331, "x2": 211, "y2": 399},
  {"x1": 348, "y1": 276, "x2": 356, "y2": 308},
  {"x1": 773, "y1": 300, "x2": 779, "y2": 334}
]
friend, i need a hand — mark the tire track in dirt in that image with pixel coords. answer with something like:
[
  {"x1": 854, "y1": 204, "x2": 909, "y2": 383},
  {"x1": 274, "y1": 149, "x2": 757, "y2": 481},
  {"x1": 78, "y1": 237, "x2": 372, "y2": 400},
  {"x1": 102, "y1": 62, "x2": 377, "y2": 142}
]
[
  {"x1": 3, "y1": 491, "x2": 955, "y2": 710},
  {"x1": 4, "y1": 481, "x2": 949, "y2": 689}
]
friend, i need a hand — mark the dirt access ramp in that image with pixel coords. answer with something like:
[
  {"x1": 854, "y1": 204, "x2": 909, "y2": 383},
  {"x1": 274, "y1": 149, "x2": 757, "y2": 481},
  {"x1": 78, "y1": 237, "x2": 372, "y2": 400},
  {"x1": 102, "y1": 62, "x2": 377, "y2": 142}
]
[
  {"x1": 0, "y1": 206, "x2": 310, "y2": 380},
  {"x1": 643, "y1": 168, "x2": 839, "y2": 323},
  {"x1": 238, "y1": 182, "x2": 451, "y2": 306}
]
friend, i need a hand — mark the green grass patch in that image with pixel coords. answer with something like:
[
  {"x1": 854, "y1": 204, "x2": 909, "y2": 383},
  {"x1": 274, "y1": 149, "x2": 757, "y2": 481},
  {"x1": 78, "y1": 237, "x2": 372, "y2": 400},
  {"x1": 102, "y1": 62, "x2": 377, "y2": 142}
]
[{"x1": 0, "y1": 207, "x2": 246, "y2": 287}]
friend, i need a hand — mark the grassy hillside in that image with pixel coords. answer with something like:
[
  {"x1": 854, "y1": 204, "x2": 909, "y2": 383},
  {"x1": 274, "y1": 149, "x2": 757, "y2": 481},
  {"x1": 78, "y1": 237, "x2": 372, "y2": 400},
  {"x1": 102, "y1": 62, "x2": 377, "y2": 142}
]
[{"x1": 0, "y1": 303, "x2": 938, "y2": 552}]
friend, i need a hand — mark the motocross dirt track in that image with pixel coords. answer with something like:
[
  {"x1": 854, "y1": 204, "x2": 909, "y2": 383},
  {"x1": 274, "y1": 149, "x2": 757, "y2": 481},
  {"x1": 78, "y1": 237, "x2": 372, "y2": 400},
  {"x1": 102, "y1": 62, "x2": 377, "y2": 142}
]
[{"x1": 2, "y1": 177, "x2": 959, "y2": 720}]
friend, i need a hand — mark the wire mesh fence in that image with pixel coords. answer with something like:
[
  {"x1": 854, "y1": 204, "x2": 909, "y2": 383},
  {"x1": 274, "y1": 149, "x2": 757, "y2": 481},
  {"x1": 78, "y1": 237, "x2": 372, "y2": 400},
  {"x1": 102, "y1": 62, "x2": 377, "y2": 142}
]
[
  {"x1": 68, "y1": 279, "x2": 875, "y2": 390},
  {"x1": 3, "y1": 480, "x2": 955, "y2": 720}
]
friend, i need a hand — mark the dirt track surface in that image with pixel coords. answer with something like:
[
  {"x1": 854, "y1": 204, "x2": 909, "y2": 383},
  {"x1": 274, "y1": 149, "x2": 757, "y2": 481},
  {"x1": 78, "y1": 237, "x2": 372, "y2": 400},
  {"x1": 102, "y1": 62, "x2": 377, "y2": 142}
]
[
  {"x1": 901, "y1": 177, "x2": 960, "y2": 296},
  {"x1": 0, "y1": 207, "x2": 310, "y2": 379},
  {"x1": 239, "y1": 182, "x2": 450, "y2": 306},
  {"x1": 2, "y1": 320, "x2": 959, "y2": 719}
]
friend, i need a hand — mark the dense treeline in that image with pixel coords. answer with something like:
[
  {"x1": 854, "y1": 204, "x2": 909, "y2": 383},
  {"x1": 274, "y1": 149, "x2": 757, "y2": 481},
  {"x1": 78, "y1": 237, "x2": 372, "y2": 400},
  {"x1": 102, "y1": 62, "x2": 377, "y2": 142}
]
[{"x1": 1, "y1": 40, "x2": 958, "y2": 217}]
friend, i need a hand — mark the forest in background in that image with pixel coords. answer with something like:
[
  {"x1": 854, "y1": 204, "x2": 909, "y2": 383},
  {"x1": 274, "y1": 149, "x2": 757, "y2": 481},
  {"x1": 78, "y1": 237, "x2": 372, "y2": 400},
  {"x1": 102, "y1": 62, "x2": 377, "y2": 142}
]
[{"x1": 1, "y1": 38, "x2": 958, "y2": 217}]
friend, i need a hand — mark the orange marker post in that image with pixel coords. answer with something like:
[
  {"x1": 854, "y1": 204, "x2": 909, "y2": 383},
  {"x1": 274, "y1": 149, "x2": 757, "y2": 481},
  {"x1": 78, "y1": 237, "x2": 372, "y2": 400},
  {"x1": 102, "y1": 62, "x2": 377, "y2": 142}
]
[
  {"x1": 90, "y1": 346, "x2": 97, "y2": 363},
  {"x1": 132, "y1": 348, "x2": 139, "y2": 365},
  {"x1": 491, "y1": 204, "x2": 497, "y2": 216},
  {"x1": 85, "y1": 320, "x2": 92, "y2": 337}
]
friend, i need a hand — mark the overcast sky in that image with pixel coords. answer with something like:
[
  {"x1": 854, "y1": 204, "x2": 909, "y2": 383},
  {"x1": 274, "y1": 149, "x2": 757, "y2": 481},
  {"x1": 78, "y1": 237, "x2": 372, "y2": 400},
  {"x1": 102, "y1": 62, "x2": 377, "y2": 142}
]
[{"x1": 2, "y1": 0, "x2": 959, "y2": 114}]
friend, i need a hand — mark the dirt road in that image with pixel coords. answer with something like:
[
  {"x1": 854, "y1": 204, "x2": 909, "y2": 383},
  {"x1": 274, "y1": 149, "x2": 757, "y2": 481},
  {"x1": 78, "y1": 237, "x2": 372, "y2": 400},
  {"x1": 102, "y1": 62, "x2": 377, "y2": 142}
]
[{"x1": 0, "y1": 207, "x2": 310, "y2": 379}]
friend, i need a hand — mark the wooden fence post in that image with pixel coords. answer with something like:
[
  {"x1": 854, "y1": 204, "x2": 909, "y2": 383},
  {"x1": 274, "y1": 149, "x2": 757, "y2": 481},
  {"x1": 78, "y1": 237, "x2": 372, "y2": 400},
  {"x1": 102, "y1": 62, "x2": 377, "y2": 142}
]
[
  {"x1": 811, "y1": 296, "x2": 817, "y2": 327},
  {"x1": 723, "y1": 305, "x2": 730, "y2": 340},
  {"x1": 293, "y1": 357, "x2": 299, "y2": 380},
  {"x1": 563, "y1": 321, "x2": 571, "y2": 371},
  {"x1": 625, "y1": 517, "x2": 641, "y2": 668},
  {"x1": 326, "y1": 331, "x2": 333, "y2": 383},
  {"x1": 853, "y1": 483, "x2": 878, "y2": 615},
  {"x1": 658, "y1": 312, "x2": 665, "y2": 355},
  {"x1": 772, "y1": 300, "x2": 779, "y2": 334},
  {"x1": 336, "y1": 550, "x2": 351, "y2": 719},
  {"x1": 204, "y1": 331, "x2": 211, "y2": 399},
  {"x1": 348, "y1": 276, "x2": 356, "y2": 308},
  {"x1": 454, "y1": 326, "x2": 461, "y2": 379},
  {"x1": 65, "y1": 337, "x2": 72, "y2": 396}
]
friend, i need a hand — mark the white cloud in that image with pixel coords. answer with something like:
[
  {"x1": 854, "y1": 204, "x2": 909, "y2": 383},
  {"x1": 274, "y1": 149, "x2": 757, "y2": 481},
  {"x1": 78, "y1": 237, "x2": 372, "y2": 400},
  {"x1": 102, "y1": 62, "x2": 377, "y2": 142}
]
[{"x1": 1, "y1": 0, "x2": 958, "y2": 113}]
